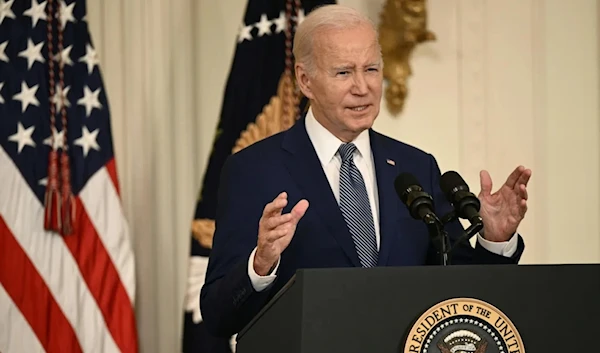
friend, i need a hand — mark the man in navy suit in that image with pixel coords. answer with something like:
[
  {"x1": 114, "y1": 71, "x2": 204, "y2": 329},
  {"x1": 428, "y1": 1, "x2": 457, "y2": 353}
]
[{"x1": 200, "y1": 4, "x2": 531, "y2": 337}]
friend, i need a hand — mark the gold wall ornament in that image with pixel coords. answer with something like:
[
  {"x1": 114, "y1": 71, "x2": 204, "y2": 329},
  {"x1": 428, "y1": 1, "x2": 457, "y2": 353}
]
[
  {"x1": 378, "y1": 0, "x2": 436, "y2": 116},
  {"x1": 193, "y1": 72, "x2": 302, "y2": 249}
]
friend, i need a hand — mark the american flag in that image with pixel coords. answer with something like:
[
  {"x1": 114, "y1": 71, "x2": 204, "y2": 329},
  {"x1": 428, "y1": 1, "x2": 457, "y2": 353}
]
[{"x1": 0, "y1": 0, "x2": 138, "y2": 352}]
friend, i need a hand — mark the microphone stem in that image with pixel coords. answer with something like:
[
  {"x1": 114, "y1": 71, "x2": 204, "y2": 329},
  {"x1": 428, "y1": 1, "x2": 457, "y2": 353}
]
[
  {"x1": 426, "y1": 221, "x2": 451, "y2": 266},
  {"x1": 440, "y1": 226, "x2": 450, "y2": 266}
]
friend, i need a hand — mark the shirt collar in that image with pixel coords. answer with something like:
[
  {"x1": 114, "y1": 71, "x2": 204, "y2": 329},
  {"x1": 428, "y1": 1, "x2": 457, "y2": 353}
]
[{"x1": 304, "y1": 107, "x2": 371, "y2": 166}]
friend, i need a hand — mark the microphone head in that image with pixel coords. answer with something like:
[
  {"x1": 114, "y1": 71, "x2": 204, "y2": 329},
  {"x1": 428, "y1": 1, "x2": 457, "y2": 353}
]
[
  {"x1": 394, "y1": 173, "x2": 422, "y2": 204},
  {"x1": 440, "y1": 171, "x2": 481, "y2": 220},
  {"x1": 440, "y1": 171, "x2": 469, "y2": 197},
  {"x1": 394, "y1": 173, "x2": 437, "y2": 221}
]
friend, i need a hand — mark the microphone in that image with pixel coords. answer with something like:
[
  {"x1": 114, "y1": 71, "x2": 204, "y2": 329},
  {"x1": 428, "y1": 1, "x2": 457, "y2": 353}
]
[
  {"x1": 395, "y1": 172, "x2": 450, "y2": 265},
  {"x1": 439, "y1": 171, "x2": 483, "y2": 226},
  {"x1": 394, "y1": 173, "x2": 439, "y2": 225}
]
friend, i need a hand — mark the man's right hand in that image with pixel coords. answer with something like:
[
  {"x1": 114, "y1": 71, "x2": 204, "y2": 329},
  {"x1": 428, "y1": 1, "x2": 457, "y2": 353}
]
[{"x1": 253, "y1": 192, "x2": 309, "y2": 276}]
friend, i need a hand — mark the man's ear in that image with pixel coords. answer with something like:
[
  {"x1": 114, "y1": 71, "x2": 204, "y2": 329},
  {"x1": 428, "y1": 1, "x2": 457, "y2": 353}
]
[{"x1": 295, "y1": 63, "x2": 314, "y2": 100}]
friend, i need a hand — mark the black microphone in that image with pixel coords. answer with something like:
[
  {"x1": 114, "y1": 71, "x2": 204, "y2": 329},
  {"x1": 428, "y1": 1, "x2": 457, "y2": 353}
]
[
  {"x1": 395, "y1": 172, "x2": 451, "y2": 265},
  {"x1": 394, "y1": 173, "x2": 440, "y2": 225},
  {"x1": 439, "y1": 171, "x2": 483, "y2": 225}
]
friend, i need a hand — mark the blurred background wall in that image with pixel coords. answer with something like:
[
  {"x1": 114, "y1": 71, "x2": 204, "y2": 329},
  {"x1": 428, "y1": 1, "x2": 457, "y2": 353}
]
[{"x1": 86, "y1": 0, "x2": 600, "y2": 351}]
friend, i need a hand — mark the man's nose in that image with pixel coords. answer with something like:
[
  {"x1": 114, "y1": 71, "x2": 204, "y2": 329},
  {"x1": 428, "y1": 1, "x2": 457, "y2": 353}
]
[{"x1": 351, "y1": 72, "x2": 368, "y2": 95}]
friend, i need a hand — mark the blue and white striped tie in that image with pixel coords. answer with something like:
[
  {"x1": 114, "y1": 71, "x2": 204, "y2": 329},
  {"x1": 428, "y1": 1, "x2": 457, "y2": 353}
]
[{"x1": 338, "y1": 143, "x2": 378, "y2": 267}]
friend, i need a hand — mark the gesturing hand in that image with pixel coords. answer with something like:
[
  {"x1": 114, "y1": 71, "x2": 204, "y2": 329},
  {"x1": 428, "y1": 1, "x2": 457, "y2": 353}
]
[
  {"x1": 253, "y1": 192, "x2": 309, "y2": 276},
  {"x1": 478, "y1": 165, "x2": 532, "y2": 242}
]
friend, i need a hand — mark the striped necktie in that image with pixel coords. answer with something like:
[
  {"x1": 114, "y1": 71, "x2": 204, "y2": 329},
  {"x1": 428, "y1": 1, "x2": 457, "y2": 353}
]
[{"x1": 338, "y1": 142, "x2": 378, "y2": 267}]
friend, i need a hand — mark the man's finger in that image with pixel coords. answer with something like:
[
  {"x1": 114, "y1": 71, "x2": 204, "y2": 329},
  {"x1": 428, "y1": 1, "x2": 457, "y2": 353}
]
[
  {"x1": 519, "y1": 184, "x2": 528, "y2": 200},
  {"x1": 479, "y1": 170, "x2": 493, "y2": 197},
  {"x1": 290, "y1": 199, "x2": 309, "y2": 223},
  {"x1": 505, "y1": 165, "x2": 525, "y2": 189},
  {"x1": 262, "y1": 192, "x2": 288, "y2": 217},
  {"x1": 265, "y1": 213, "x2": 293, "y2": 230},
  {"x1": 514, "y1": 168, "x2": 532, "y2": 191},
  {"x1": 267, "y1": 225, "x2": 293, "y2": 241},
  {"x1": 520, "y1": 199, "x2": 528, "y2": 216}
]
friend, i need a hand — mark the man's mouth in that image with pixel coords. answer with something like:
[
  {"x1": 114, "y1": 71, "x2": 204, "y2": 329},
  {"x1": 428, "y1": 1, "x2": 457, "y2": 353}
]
[{"x1": 348, "y1": 105, "x2": 369, "y2": 112}]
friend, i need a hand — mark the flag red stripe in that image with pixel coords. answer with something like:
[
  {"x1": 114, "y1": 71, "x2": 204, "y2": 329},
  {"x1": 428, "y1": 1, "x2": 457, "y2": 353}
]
[
  {"x1": 0, "y1": 215, "x2": 83, "y2": 353},
  {"x1": 62, "y1": 198, "x2": 138, "y2": 353},
  {"x1": 105, "y1": 158, "x2": 120, "y2": 196}
]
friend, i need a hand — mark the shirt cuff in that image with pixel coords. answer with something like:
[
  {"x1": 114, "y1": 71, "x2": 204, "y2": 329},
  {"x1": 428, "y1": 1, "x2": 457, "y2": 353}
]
[
  {"x1": 247, "y1": 247, "x2": 279, "y2": 292},
  {"x1": 477, "y1": 232, "x2": 519, "y2": 258}
]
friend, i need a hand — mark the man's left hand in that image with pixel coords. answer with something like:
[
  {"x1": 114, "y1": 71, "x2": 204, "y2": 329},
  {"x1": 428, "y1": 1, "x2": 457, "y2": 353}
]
[{"x1": 478, "y1": 165, "x2": 532, "y2": 242}]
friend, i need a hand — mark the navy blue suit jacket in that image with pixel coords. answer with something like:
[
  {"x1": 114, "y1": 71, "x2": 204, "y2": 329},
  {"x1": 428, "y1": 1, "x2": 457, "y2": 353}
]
[{"x1": 200, "y1": 116, "x2": 524, "y2": 337}]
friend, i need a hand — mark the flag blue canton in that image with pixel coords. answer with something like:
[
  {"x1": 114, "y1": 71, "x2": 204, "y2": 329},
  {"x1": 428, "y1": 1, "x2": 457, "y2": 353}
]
[{"x1": 0, "y1": 0, "x2": 114, "y2": 205}]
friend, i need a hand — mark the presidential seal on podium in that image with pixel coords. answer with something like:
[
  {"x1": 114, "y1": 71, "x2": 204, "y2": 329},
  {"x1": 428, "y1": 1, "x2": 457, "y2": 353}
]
[{"x1": 403, "y1": 298, "x2": 525, "y2": 353}]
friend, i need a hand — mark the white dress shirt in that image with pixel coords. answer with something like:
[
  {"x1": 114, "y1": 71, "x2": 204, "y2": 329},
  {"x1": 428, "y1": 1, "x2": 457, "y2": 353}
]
[{"x1": 247, "y1": 108, "x2": 518, "y2": 292}]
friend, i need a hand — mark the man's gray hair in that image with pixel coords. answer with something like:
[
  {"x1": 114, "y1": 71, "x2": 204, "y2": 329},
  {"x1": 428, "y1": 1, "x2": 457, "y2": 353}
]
[{"x1": 293, "y1": 4, "x2": 382, "y2": 77}]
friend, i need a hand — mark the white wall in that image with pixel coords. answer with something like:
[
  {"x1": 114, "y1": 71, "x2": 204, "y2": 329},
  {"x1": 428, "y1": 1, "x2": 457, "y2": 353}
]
[
  {"x1": 341, "y1": 0, "x2": 600, "y2": 265},
  {"x1": 87, "y1": 0, "x2": 600, "y2": 352}
]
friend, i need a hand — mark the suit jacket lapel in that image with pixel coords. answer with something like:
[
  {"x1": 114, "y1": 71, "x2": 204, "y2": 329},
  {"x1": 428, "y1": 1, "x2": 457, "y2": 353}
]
[
  {"x1": 370, "y1": 130, "x2": 400, "y2": 266},
  {"x1": 281, "y1": 117, "x2": 361, "y2": 267}
]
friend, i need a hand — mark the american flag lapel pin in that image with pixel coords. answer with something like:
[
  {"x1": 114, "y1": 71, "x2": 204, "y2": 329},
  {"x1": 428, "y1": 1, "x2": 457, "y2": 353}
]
[{"x1": 386, "y1": 159, "x2": 395, "y2": 166}]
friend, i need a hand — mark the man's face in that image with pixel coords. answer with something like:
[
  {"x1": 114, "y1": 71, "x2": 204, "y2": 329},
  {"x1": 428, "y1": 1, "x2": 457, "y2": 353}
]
[{"x1": 297, "y1": 23, "x2": 383, "y2": 142}]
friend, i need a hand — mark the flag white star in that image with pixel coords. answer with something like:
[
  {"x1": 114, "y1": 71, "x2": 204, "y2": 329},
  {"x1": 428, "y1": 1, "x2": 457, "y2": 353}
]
[
  {"x1": 273, "y1": 11, "x2": 286, "y2": 34},
  {"x1": 43, "y1": 126, "x2": 64, "y2": 151},
  {"x1": 79, "y1": 43, "x2": 99, "y2": 74},
  {"x1": 237, "y1": 22, "x2": 253, "y2": 43},
  {"x1": 255, "y1": 14, "x2": 272, "y2": 37},
  {"x1": 0, "y1": 41, "x2": 8, "y2": 63},
  {"x1": 0, "y1": 82, "x2": 4, "y2": 104},
  {"x1": 13, "y1": 81, "x2": 40, "y2": 113},
  {"x1": 77, "y1": 85, "x2": 102, "y2": 117},
  {"x1": 52, "y1": 84, "x2": 71, "y2": 111},
  {"x1": 293, "y1": 9, "x2": 305, "y2": 26},
  {"x1": 8, "y1": 122, "x2": 36, "y2": 154},
  {"x1": 54, "y1": 45, "x2": 73, "y2": 66},
  {"x1": 0, "y1": 0, "x2": 15, "y2": 25},
  {"x1": 23, "y1": 0, "x2": 47, "y2": 27},
  {"x1": 39, "y1": 177, "x2": 47, "y2": 186},
  {"x1": 18, "y1": 39, "x2": 45, "y2": 70},
  {"x1": 74, "y1": 126, "x2": 100, "y2": 157},
  {"x1": 59, "y1": 0, "x2": 75, "y2": 28}
]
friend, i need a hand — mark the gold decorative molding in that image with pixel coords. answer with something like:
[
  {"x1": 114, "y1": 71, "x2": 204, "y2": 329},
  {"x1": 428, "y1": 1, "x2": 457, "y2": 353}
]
[
  {"x1": 191, "y1": 218, "x2": 216, "y2": 249},
  {"x1": 193, "y1": 72, "x2": 301, "y2": 249},
  {"x1": 378, "y1": 0, "x2": 435, "y2": 116}
]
